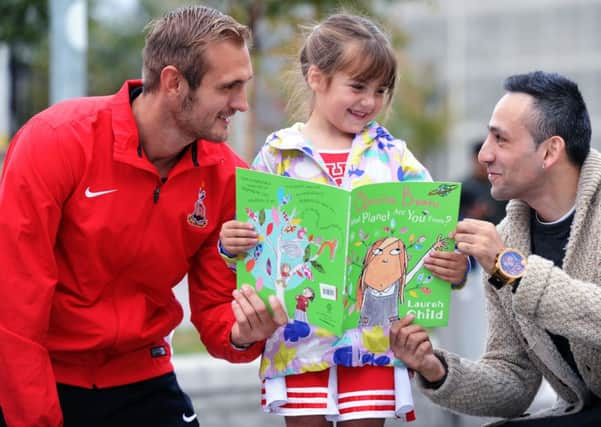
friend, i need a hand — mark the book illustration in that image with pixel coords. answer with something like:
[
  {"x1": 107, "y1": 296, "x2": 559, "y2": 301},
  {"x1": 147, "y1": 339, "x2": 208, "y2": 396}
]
[
  {"x1": 428, "y1": 183, "x2": 459, "y2": 197},
  {"x1": 236, "y1": 168, "x2": 461, "y2": 335},
  {"x1": 294, "y1": 287, "x2": 315, "y2": 322},
  {"x1": 240, "y1": 187, "x2": 340, "y2": 320},
  {"x1": 356, "y1": 233, "x2": 449, "y2": 327}
]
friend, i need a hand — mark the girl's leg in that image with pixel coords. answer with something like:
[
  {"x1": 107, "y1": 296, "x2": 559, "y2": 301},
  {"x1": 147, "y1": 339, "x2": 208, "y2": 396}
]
[{"x1": 285, "y1": 415, "x2": 332, "y2": 427}]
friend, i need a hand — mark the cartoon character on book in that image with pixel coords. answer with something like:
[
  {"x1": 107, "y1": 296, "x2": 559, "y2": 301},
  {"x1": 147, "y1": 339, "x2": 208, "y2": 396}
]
[
  {"x1": 294, "y1": 287, "x2": 315, "y2": 323},
  {"x1": 357, "y1": 234, "x2": 447, "y2": 326}
]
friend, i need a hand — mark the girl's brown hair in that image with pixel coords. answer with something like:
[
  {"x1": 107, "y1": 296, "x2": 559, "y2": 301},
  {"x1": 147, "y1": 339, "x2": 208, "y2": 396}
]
[{"x1": 289, "y1": 13, "x2": 397, "y2": 121}]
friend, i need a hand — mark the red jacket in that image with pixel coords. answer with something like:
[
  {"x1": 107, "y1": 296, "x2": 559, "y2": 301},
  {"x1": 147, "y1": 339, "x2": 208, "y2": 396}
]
[{"x1": 0, "y1": 81, "x2": 261, "y2": 426}]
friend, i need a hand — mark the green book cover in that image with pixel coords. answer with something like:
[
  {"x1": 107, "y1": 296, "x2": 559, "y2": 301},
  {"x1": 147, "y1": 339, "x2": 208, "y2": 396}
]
[{"x1": 236, "y1": 168, "x2": 461, "y2": 336}]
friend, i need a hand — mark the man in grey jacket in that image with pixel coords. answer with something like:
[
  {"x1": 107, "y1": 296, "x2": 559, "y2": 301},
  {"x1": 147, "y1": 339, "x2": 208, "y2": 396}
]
[{"x1": 391, "y1": 70, "x2": 601, "y2": 426}]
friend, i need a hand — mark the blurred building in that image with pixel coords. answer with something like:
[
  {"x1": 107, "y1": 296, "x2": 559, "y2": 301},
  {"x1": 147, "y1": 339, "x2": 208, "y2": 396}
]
[{"x1": 391, "y1": 0, "x2": 601, "y2": 179}]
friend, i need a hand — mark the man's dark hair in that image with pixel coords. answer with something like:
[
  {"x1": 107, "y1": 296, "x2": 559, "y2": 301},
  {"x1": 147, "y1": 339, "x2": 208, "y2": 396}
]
[{"x1": 504, "y1": 70, "x2": 591, "y2": 166}]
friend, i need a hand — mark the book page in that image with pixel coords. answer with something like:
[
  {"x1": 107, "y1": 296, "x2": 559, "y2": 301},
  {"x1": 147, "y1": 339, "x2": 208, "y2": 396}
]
[
  {"x1": 344, "y1": 181, "x2": 461, "y2": 330},
  {"x1": 235, "y1": 169, "x2": 350, "y2": 335}
]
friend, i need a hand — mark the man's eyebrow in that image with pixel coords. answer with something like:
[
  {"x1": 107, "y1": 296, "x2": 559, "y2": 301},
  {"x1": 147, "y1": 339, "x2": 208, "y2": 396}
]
[
  {"x1": 488, "y1": 125, "x2": 504, "y2": 134},
  {"x1": 220, "y1": 75, "x2": 254, "y2": 88}
]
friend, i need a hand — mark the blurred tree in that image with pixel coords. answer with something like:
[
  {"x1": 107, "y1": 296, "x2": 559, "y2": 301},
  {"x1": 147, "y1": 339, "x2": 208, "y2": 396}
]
[
  {"x1": 0, "y1": 0, "x2": 47, "y2": 43},
  {"x1": 386, "y1": 59, "x2": 449, "y2": 161},
  {"x1": 0, "y1": 0, "x2": 49, "y2": 134},
  {"x1": 1, "y1": 0, "x2": 448, "y2": 162},
  {"x1": 87, "y1": 1, "x2": 148, "y2": 95}
]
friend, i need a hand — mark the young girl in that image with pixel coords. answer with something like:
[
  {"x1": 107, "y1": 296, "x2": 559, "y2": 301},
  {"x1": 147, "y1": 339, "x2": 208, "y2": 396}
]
[{"x1": 220, "y1": 13, "x2": 467, "y2": 427}]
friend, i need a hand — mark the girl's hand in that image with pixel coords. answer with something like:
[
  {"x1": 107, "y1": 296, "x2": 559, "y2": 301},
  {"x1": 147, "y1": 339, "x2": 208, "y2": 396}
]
[
  {"x1": 423, "y1": 250, "x2": 468, "y2": 284},
  {"x1": 219, "y1": 220, "x2": 258, "y2": 256}
]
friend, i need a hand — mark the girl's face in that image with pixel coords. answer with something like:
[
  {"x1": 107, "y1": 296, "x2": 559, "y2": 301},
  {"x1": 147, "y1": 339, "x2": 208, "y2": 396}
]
[
  {"x1": 312, "y1": 69, "x2": 387, "y2": 137},
  {"x1": 363, "y1": 238, "x2": 405, "y2": 291}
]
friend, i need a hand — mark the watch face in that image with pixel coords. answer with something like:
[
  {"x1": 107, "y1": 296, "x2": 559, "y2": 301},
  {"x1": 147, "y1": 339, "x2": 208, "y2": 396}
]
[{"x1": 499, "y1": 250, "x2": 526, "y2": 278}]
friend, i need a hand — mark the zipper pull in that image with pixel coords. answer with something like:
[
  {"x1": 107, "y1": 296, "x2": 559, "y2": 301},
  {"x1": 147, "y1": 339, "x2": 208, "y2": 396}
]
[{"x1": 153, "y1": 186, "x2": 160, "y2": 204}]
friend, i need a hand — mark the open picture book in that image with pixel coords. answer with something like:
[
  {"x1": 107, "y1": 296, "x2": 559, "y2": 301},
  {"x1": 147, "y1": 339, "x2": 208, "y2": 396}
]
[{"x1": 236, "y1": 168, "x2": 462, "y2": 336}]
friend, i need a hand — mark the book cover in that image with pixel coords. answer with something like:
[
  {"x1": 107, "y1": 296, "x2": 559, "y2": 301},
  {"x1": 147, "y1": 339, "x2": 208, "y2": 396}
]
[{"x1": 236, "y1": 168, "x2": 461, "y2": 335}]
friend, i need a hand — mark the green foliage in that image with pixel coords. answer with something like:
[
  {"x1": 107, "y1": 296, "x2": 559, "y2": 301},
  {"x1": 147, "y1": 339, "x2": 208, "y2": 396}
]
[
  {"x1": 0, "y1": 0, "x2": 47, "y2": 44},
  {"x1": 1, "y1": 1, "x2": 49, "y2": 130},
  {"x1": 4, "y1": 0, "x2": 448, "y2": 158},
  {"x1": 87, "y1": 10, "x2": 146, "y2": 95},
  {"x1": 385, "y1": 62, "x2": 448, "y2": 159},
  {"x1": 172, "y1": 327, "x2": 207, "y2": 354}
]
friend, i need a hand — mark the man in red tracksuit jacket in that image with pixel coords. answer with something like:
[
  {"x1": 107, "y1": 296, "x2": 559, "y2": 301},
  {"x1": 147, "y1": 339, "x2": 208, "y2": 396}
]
[{"x1": 0, "y1": 6, "x2": 286, "y2": 427}]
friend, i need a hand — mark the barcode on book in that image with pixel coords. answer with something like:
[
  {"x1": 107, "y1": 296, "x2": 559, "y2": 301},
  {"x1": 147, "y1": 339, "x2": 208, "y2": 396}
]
[{"x1": 320, "y1": 283, "x2": 337, "y2": 301}]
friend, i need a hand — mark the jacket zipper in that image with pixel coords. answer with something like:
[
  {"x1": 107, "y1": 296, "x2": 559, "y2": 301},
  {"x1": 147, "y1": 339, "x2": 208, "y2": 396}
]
[{"x1": 153, "y1": 177, "x2": 167, "y2": 204}]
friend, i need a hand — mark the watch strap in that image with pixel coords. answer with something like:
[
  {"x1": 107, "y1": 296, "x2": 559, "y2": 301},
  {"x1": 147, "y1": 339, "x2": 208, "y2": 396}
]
[{"x1": 488, "y1": 273, "x2": 506, "y2": 289}]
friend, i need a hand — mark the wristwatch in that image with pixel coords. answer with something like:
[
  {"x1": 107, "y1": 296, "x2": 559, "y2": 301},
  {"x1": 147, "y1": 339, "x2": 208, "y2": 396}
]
[{"x1": 488, "y1": 248, "x2": 527, "y2": 289}]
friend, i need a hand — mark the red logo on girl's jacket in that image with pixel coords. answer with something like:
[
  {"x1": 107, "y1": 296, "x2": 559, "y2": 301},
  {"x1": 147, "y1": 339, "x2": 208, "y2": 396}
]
[{"x1": 188, "y1": 188, "x2": 208, "y2": 228}]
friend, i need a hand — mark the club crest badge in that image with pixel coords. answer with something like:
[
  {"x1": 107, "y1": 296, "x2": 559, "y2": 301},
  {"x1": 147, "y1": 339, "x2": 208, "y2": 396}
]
[{"x1": 188, "y1": 188, "x2": 208, "y2": 228}]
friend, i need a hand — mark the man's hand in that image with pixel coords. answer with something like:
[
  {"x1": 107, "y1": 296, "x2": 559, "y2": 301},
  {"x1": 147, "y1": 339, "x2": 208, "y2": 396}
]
[
  {"x1": 230, "y1": 285, "x2": 288, "y2": 347},
  {"x1": 390, "y1": 315, "x2": 446, "y2": 383},
  {"x1": 219, "y1": 220, "x2": 258, "y2": 256},
  {"x1": 451, "y1": 218, "x2": 505, "y2": 274}
]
